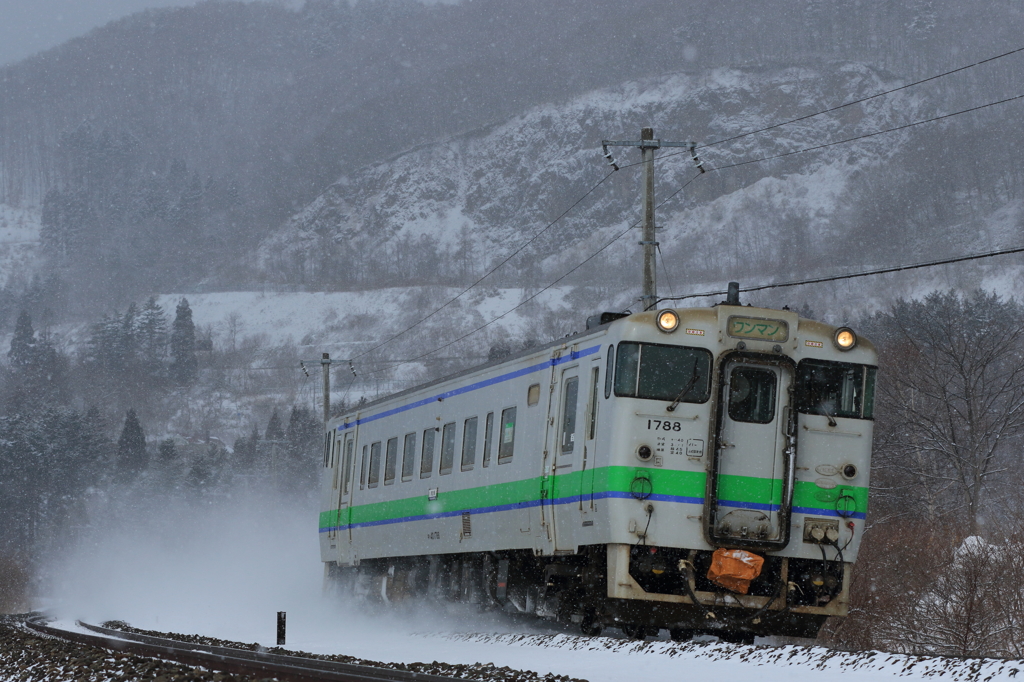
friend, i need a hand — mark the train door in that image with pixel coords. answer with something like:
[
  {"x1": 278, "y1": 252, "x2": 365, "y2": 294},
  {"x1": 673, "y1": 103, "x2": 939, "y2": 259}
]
[
  {"x1": 339, "y1": 433, "x2": 355, "y2": 520},
  {"x1": 580, "y1": 363, "x2": 601, "y2": 515},
  {"x1": 707, "y1": 356, "x2": 796, "y2": 548},
  {"x1": 332, "y1": 433, "x2": 356, "y2": 561},
  {"x1": 550, "y1": 366, "x2": 583, "y2": 552},
  {"x1": 322, "y1": 432, "x2": 339, "y2": 542}
]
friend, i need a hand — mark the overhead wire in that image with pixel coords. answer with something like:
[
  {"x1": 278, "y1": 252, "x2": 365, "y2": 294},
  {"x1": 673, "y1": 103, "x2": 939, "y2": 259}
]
[
  {"x1": 344, "y1": 44, "x2": 1024, "y2": 369},
  {"x1": 358, "y1": 173, "x2": 706, "y2": 377},
  {"x1": 614, "y1": 43, "x2": 1024, "y2": 171},
  {"x1": 707, "y1": 93, "x2": 1024, "y2": 173},
  {"x1": 336, "y1": 47, "x2": 1024, "y2": 380},
  {"x1": 349, "y1": 169, "x2": 620, "y2": 362},
  {"x1": 357, "y1": 87, "x2": 1024, "y2": 375},
  {"x1": 656, "y1": 244, "x2": 1024, "y2": 304}
]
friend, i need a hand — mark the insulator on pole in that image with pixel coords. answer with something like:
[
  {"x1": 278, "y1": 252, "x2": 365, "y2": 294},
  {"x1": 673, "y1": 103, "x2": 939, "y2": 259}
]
[
  {"x1": 690, "y1": 143, "x2": 705, "y2": 173},
  {"x1": 602, "y1": 144, "x2": 619, "y2": 171}
]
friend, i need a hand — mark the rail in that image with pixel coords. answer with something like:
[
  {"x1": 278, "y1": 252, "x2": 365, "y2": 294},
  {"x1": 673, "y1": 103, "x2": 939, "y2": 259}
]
[{"x1": 24, "y1": 616, "x2": 480, "y2": 682}]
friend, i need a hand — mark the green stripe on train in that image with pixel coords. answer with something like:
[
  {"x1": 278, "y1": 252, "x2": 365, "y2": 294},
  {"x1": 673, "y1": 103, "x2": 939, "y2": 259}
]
[{"x1": 319, "y1": 466, "x2": 867, "y2": 530}]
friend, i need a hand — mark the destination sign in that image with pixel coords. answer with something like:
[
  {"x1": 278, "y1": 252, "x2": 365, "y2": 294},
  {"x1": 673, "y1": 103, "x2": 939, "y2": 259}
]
[{"x1": 727, "y1": 316, "x2": 789, "y2": 342}]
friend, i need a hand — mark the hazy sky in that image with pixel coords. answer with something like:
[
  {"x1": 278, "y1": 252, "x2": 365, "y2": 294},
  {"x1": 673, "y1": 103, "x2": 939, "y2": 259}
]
[{"x1": 0, "y1": 0, "x2": 203, "y2": 66}]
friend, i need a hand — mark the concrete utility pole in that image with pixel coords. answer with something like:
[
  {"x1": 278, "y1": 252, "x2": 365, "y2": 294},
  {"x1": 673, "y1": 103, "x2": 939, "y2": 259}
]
[
  {"x1": 602, "y1": 127, "x2": 697, "y2": 311},
  {"x1": 321, "y1": 353, "x2": 332, "y2": 426}
]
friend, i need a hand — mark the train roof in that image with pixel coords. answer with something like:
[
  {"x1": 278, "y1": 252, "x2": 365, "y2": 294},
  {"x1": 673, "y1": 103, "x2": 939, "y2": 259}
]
[{"x1": 329, "y1": 304, "x2": 874, "y2": 427}]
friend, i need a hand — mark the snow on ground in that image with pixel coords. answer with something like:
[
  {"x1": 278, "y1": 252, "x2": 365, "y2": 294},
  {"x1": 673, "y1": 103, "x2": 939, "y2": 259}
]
[
  {"x1": 42, "y1": 490, "x2": 1024, "y2": 682},
  {"x1": 0, "y1": 203, "x2": 41, "y2": 287}
]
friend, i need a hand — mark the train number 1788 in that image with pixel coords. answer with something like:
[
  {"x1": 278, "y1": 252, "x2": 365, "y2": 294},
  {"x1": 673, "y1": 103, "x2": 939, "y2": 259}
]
[{"x1": 647, "y1": 419, "x2": 683, "y2": 432}]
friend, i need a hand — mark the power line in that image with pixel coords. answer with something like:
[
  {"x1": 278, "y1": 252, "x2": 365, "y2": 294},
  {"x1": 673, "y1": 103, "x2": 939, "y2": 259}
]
[
  {"x1": 330, "y1": 47, "x2": 1024, "y2": 370},
  {"x1": 350, "y1": 169, "x2": 619, "y2": 362},
  {"x1": 359, "y1": 173, "x2": 706, "y2": 377},
  {"x1": 355, "y1": 88, "x2": 1024, "y2": 375},
  {"x1": 590, "y1": 93, "x2": 1024, "y2": 293},
  {"x1": 615, "y1": 43, "x2": 1024, "y2": 171},
  {"x1": 709, "y1": 93, "x2": 1024, "y2": 173},
  {"x1": 658, "y1": 245, "x2": 1024, "y2": 303},
  {"x1": 701, "y1": 44, "x2": 1024, "y2": 150}
]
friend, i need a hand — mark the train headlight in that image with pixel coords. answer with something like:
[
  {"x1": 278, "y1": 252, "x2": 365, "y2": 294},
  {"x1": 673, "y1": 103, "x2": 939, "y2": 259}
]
[
  {"x1": 834, "y1": 327, "x2": 857, "y2": 351},
  {"x1": 656, "y1": 309, "x2": 679, "y2": 333}
]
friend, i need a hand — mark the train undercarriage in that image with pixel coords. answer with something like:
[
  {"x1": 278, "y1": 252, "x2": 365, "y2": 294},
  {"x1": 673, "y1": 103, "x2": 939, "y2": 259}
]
[{"x1": 324, "y1": 544, "x2": 848, "y2": 642}]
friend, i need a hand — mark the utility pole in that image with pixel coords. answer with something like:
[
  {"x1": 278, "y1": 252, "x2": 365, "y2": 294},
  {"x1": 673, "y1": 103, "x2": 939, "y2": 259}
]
[
  {"x1": 321, "y1": 353, "x2": 332, "y2": 426},
  {"x1": 602, "y1": 127, "x2": 701, "y2": 311}
]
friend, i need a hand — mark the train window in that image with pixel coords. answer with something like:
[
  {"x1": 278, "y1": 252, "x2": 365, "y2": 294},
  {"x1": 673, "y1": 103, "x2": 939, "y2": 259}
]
[
  {"x1": 384, "y1": 437, "x2": 398, "y2": 485},
  {"x1": 864, "y1": 367, "x2": 877, "y2": 419},
  {"x1": 368, "y1": 441, "x2": 381, "y2": 488},
  {"x1": 498, "y1": 407, "x2": 517, "y2": 464},
  {"x1": 728, "y1": 367, "x2": 777, "y2": 424},
  {"x1": 439, "y1": 422, "x2": 456, "y2": 475},
  {"x1": 323, "y1": 433, "x2": 332, "y2": 468},
  {"x1": 561, "y1": 377, "x2": 579, "y2": 455},
  {"x1": 343, "y1": 438, "x2": 354, "y2": 494},
  {"x1": 604, "y1": 346, "x2": 614, "y2": 399},
  {"x1": 482, "y1": 412, "x2": 494, "y2": 467},
  {"x1": 420, "y1": 428, "x2": 436, "y2": 479},
  {"x1": 461, "y1": 417, "x2": 478, "y2": 471},
  {"x1": 402, "y1": 432, "x2": 417, "y2": 482},
  {"x1": 331, "y1": 438, "x2": 341, "y2": 490},
  {"x1": 527, "y1": 384, "x2": 541, "y2": 406},
  {"x1": 360, "y1": 445, "x2": 368, "y2": 490},
  {"x1": 588, "y1": 367, "x2": 600, "y2": 440},
  {"x1": 796, "y1": 359, "x2": 877, "y2": 420},
  {"x1": 614, "y1": 341, "x2": 712, "y2": 403}
]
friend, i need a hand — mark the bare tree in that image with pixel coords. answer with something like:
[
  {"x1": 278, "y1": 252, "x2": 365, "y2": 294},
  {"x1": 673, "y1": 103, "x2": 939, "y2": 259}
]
[
  {"x1": 867, "y1": 290, "x2": 1024, "y2": 536},
  {"x1": 879, "y1": 537, "x2": 1013, "y2": 657}
]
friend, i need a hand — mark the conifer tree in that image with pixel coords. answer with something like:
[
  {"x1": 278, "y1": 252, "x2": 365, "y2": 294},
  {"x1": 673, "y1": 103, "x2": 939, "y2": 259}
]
[
  {"x1": 265, "y1": 408, "x2": 285, "y2": 441},
  {"x1": 169, "y1": 298, "x2": 198, "y2": 385},
  {"x1": 8, "y1": 311, "x2": 35, "y2": 369},
  {"x1": 115, "y1": 408, "x2": 147, "y2": 482},
  {"x1": 137, "y1": 297, "x2": 168, "y2": 371}
]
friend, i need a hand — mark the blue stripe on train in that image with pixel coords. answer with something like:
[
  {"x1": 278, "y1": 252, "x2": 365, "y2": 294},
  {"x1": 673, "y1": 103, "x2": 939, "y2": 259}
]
[
  {"x1": 335, "y1": 344, "x2": 601, "y2": 431},
  {"x1": 319, "y1": 491, "x2": 863, "y2": 533}
]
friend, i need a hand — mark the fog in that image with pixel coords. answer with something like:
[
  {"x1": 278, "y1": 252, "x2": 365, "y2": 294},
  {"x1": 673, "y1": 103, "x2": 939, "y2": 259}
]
[
  {"x1": 42, "y1": 488, "x2": 515, "y2": 648},
  {"x1": 0, "y1": 0, "x2": 206, "y2": 67}
]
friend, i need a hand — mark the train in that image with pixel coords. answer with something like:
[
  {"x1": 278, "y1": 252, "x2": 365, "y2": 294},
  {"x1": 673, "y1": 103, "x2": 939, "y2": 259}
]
[{"x1": 318, "y1": 289, "x2": 875, "y2": 642}]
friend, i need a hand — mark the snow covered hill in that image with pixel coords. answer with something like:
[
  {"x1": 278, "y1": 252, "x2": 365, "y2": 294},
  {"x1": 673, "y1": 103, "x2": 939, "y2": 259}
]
[{"x1": 258, "y1": 62, "x2": 943, "y2": 296}]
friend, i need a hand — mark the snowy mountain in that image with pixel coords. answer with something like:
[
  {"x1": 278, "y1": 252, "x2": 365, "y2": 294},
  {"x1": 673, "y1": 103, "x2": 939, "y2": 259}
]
[{"x1": 257, "y1": 61, "x2": 1024, "y2": 339}]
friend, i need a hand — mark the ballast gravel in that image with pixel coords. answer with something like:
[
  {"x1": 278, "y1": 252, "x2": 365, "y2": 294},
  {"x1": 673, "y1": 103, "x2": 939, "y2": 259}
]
[
  {"x1": 101, "y1": 621, "x2": 584, "y2": 682},
  {"x1": 0, "y1": 615, "x2": 261, "y2": 681}
]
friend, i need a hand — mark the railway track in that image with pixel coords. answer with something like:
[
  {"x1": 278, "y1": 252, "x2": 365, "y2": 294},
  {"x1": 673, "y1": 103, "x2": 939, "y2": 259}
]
[{"x1": 22, "y1": 616, "x2": 487, "y2": 682}]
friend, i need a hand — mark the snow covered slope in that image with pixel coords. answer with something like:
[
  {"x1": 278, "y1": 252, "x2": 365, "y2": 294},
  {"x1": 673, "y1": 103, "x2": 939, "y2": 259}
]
[{"x1": 257, "y1": 63, "x2": 935, "y2": 292}]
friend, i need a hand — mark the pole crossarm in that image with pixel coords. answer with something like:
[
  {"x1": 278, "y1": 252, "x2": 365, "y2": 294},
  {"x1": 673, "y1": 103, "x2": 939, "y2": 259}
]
[{"x1": 601, "y1": 139, "x2": 695, "y2": 148}]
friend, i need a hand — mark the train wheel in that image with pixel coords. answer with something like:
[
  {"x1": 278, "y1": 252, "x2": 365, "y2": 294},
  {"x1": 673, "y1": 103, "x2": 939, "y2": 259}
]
[
  {"x1": 621, "y1": 623, "x2": 648, "y2": 640},
  {"x1": 669, "y1": 628, "x2": 695, "y2": 642},
  {"x1": 579, "y1": 610, "x2": 602, "y2": 637},
  {"x1": 719, "y1": 631, "x2": 755, "y2": 645}
]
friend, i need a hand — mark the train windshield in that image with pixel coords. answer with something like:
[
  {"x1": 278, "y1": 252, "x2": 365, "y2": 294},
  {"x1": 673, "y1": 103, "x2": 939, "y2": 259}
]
[
  {"x1": 614, "y1": 341, "x2": 713, "y2": 403},
  {"x1": 796, "y1": 359, "x2": 877, "y2": 420}
]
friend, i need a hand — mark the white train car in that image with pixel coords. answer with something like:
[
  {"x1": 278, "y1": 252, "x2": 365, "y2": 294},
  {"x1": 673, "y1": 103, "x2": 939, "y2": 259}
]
[{"x1": 319, "y1": 297, "x2": 875, "y2": 641}]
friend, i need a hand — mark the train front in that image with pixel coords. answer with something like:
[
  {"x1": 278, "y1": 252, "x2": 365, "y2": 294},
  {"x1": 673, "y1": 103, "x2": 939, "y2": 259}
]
[{"x1": 599, "y1": 303, "x2": 875, "y2": 639}]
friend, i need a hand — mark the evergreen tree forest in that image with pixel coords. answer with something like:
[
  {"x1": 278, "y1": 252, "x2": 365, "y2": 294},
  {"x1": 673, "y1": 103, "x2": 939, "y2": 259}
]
[{"x1": 0, "y1": 298, "x2": 323, "y2": 570}]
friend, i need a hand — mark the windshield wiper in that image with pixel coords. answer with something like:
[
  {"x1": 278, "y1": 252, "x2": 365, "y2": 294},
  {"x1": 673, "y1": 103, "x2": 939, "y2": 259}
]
[
  {"x1": 666, "y1": 358, "x2": 700, "y2": 412},
  {"x1": 819, "y1": 400, "x2": 838, "y2": 427}
]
